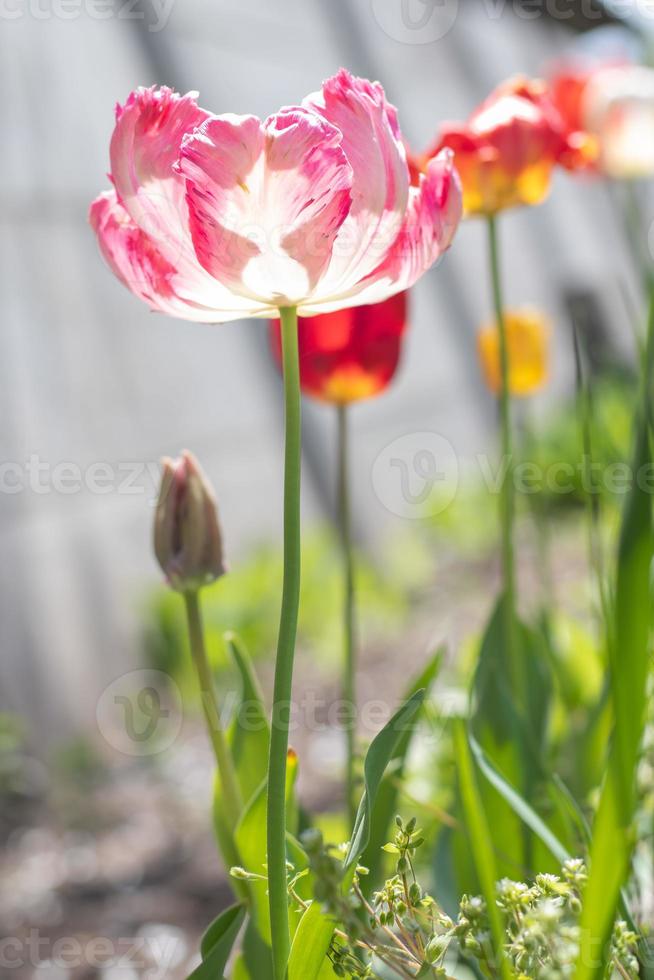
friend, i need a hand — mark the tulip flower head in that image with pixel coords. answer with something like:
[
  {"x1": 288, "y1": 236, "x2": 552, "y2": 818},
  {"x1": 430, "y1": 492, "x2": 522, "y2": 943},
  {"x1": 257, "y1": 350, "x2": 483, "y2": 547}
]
[
  {"x1": 583, "y1": 66, "x2": 654, "y2": 179},
  {"x1": 154, "y1": 451, "x2": 226, "y2": 592},
  {"x1": 269, "y1": 292, "x2": 408, "y2": 404},
  {"x1": 548, "y1": 29, "x2": 653, "y2": 180},
  {"x1": 478, "y1": 307, "x2": 550, "y2": 397},
  {"x1": 90, "y1": 71, "x2": 461, "y2": 321},
  {"x1": 427, "y1": 77, "x2": 594, "y2": 217}
]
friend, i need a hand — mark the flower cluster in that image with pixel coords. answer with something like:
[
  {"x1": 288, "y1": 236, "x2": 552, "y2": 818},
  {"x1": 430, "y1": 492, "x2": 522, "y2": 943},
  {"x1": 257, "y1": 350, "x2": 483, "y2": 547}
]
[
  {"x1": 457, "y1": 860, "x2": 639, "y2": 980},
  {"x1": 303, "y1": 823, "x2": 640, "y2": 980}
]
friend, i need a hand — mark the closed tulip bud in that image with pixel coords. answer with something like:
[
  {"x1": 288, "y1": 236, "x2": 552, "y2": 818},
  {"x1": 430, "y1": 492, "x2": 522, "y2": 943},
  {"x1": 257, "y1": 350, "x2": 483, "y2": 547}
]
[{"x1": 153, "y1": 451, "x2": 226, "y2": 592}]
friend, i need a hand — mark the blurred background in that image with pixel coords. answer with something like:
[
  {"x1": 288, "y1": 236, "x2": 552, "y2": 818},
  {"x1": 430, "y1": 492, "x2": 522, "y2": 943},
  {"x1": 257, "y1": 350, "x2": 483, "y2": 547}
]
[{"x1": 0, "y1": 0, "x2": 650, "y2": 976}]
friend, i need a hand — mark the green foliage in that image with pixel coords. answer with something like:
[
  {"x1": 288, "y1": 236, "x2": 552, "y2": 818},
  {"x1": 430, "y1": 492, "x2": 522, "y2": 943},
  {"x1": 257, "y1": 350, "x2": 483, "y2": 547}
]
[
  {"x1": 577, "y1": 332, "x2": 654, "y2": 979},
  {"x1": 287, "y1": 693, "x2": 425, "y2": 980},
  {"x1": 188, "y1": 903, "x2": 246, "y2": 980},
  {"x1": 360, "y1": 650, "x2": 443, "y2": 891}
]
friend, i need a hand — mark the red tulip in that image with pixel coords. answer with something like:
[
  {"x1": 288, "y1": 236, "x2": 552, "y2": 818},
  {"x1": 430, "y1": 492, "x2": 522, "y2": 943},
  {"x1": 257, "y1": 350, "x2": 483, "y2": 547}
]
[{"x1": 270, "y1": 292, "x2": 408, "y2": 404}]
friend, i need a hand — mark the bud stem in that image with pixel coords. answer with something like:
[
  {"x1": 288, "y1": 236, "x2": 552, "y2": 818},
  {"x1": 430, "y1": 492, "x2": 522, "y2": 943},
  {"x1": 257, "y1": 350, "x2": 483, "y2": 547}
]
[
  {"x1": 268, "y1": 305, "x2": 302, "y2": 980},
  {"x1": 184, "y1": 589, "x2": 243, "y2": 834},
  {"x1": 337, "y1": 403, "x2": 357, "y2": 828}
]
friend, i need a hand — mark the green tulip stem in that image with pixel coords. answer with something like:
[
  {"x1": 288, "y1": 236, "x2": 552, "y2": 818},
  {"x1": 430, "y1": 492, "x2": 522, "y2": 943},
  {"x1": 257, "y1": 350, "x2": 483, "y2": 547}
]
[{"x1": 267, "y1": 305, "x2": 302, "y2": 980}]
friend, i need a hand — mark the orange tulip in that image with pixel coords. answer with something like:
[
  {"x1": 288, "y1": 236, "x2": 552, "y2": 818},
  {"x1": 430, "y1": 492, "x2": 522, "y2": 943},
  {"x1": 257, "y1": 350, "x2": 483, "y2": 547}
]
[
  {"x1": 270, "y1": 292, "x2": 408, "y2": 405},
  {"x1": 424, "y1": 77, "x2": 595, "y2": 217},
  {"x1": 478, "y1": 308, "x2": 550, "y2": 397}
]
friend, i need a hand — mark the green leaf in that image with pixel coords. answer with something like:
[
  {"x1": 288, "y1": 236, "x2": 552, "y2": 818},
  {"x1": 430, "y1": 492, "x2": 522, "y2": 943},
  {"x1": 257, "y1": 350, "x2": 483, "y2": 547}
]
[
  {"x1": 231, "y1": 954, "x2": 250, "y2": 980},
  {"x1": 345, "y1": 689, "x2": 425, "y2": 873},
  {"x1": 239, "y1": 918, "x2": 274, "y2": 980},
  {"x1": 234, "y1": 781, "x2": 270, "y2": 946},
  {"x1": 453, "y1": 720, "x2": 512, "y2": 980},
  {"x1": 224, "y1": 632, "x2": 270, "y2": 805},
  {"x1": 360, "y1": 650, "x2": 443, "y2": 888},
  {"x1": 577, "y1": 365, "x2": 654, "y2": 980},
  {"x1": 212, "y1": 634, "x2": 270, "y2": 900},
  {"x1": 188, "y1": 903, "x2": 246, "y2": 980},
  {"x1": 471, "y1": 597, "x2": 554, "y2": 878},
  {"x1": 287, "y1": 690, "x2": 425, "y2": 980},
  {"x1": 233, "y1": 751, "x2": 300, "y2": 951},
  {"x1": 469, "y1": 733, "x2": 569, "y2": 865}
]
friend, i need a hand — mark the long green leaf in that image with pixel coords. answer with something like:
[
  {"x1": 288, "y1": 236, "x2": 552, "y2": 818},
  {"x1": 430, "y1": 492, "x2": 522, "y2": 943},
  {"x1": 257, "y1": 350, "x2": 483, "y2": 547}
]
[
  {"x1": 212, "y1": 634, "x2": 270, "y2": 902},
  {"x1": 345, "y1": 688, "x2": 425, "y2": 872},
  {"x1": 454, "y1": 720, "x2": 512, "y2": 980},
  {"x1": 469, "y1": 733, "x2": 569, "y2": 865},
  {"x1": 288, "y1": 690, "x2": 425, "y2": 980},
  {"x1": 577, "y1": 308, "x2": 654, "y2": 979},
  {"x1": 361, "y1": 651, "x2": 443, "y2": 887},
  {"x1": 224, "y1": 632, "x2": 270, "y2": 804},
  {"x1": 187, "y1": 903, "x2": 246, "y2": 980}
]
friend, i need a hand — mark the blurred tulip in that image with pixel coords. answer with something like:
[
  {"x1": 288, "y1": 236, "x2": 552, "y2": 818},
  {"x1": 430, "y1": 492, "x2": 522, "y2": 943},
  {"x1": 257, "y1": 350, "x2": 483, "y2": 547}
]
[
  {"x1": 478, "y1": 307, "x2": 550, "y2": 397},
  {"x1": 548, "y1": 28, "x2": 652, "y2": 179},
  {"x1": 425, "y1": 77, "x2": 595, "y2": 217},
  {"x1": 269, "y1": 292, "x2": 408, "y2": 404},
  {"x1": 154, "y1": 451, "x2": 226, "y2": 592},
  {"x1": 583, "y1": 65, "x2": 654, "y2": 179},
  {"x1": 90, "y1": 72, "x2": 461, "y2": 321}
]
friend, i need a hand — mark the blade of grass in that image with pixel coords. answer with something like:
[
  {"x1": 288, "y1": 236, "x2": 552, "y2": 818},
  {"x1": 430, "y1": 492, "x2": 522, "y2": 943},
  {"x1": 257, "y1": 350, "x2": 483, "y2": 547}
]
[{"x1": 453, "y1": 720, "x2": 512, "y2": 980}]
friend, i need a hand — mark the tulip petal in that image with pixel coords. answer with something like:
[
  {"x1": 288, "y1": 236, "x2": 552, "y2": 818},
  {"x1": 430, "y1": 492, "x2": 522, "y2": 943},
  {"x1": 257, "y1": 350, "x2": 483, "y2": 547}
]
[
  {"x1": 89, "y1": 191, "x2": 270, "y2": 321},
  {"x1": 304, "y1": 69, "x2": 410, "y2": 298},
  {"x1": 110, "y1": 86, "x2": 209, "y2": 261},
  {"x1": 299, "y1": 150, "x2": 461, "y2": 315},
  {"x1": 177, "y1": 108, "x2": 353, "y2": 306},
  {"x1": 108, "y1": 86, "x2": 265, "y2": 318}
]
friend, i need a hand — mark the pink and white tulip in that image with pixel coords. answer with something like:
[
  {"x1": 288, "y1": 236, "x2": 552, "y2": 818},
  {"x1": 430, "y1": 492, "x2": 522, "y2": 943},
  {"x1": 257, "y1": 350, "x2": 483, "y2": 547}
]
[
  {"x1": 583, "y1": 65, "x2": 654, "y2": 180},
  {"x1": 90, "y1": 71, "x2": 462, "y2": 321}
]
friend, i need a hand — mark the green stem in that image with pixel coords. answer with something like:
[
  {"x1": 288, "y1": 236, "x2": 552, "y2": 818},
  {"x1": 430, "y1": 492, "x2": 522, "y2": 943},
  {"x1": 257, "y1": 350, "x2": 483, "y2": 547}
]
[
  {"x1": 183, "y1": 589, "x2": 243, "y2": 835},
  {"x1": 487, "y1": 216, "x2": 517, "y2": 679},
  {"x1": 488, "y1": 216, "x2": 532, "y2": 872},
  {"x1": 570, "y1": 320, "x2": 609, "y2": 627},
  {"x1": 267, "y1": 305, "x2": 302, "y2": 980},
  {"x1": 337, "y1": 403, "x2": 357, "y2": 828}
]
